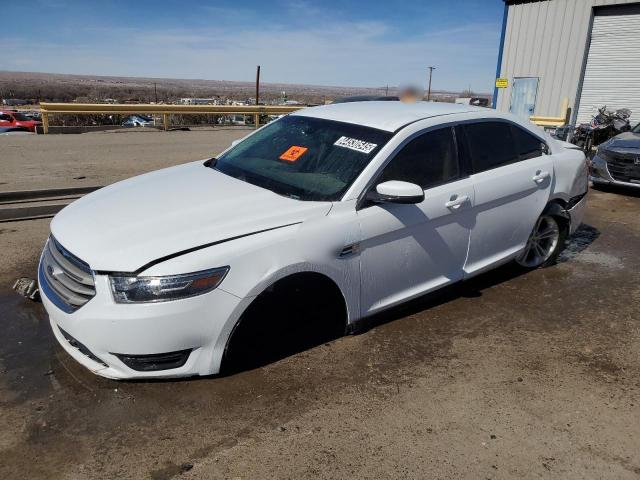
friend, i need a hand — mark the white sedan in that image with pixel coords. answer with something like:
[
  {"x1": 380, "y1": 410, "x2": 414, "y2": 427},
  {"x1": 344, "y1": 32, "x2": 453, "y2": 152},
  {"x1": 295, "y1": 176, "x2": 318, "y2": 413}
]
[{"x1": 38, "y1": 101, "x2": 588, "y2": 379}]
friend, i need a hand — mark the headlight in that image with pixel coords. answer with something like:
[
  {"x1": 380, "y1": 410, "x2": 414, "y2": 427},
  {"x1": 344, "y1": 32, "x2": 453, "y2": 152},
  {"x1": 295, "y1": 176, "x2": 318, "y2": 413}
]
[
  {"x1": 595, "y1": 148, "x2": 613, "y2": 162},
  {"x1": 109, "y1": 267, "x2": 229, "y2": 303}
]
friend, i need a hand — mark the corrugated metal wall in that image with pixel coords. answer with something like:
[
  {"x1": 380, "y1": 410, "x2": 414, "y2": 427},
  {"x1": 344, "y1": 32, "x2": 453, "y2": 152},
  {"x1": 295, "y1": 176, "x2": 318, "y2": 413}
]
[{"x1": 496, "y1": 0, "x2": 638, "y2": 120}]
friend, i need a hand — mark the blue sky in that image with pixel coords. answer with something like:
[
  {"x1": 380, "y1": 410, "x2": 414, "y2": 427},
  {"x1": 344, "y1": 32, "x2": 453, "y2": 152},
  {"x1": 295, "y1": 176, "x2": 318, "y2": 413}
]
[{"x1": 1, "y1": 0, "x2": 504, "y2": 92}]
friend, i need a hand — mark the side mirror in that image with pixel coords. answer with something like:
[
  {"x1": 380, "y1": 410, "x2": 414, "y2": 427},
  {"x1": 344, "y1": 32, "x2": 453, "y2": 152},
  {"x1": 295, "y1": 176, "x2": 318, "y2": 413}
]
[
  {"x1": 541, "y1": 142, "x2": 550, "y2": 155},
  {"x1": 367, "y1": 180, "x2": 424, "y2": 204}
]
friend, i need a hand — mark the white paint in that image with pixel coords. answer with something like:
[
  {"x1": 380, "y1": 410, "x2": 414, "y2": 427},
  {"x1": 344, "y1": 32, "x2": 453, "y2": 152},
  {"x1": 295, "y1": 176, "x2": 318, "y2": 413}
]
[{"x1": 40, "y1": 103, "x2": 588, "y2": 379}]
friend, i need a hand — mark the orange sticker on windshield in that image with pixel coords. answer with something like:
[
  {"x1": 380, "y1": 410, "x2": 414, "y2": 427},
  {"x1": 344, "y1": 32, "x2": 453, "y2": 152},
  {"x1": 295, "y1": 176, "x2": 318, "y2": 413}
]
[{"x1": 279, "y1": 146, "x2": 308, "y2": 162}]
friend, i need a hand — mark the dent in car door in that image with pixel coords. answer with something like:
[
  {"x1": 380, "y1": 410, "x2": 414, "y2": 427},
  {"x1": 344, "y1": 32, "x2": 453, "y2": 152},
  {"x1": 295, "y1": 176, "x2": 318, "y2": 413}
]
[
  {"x1": 357, "y1": 127, "x2": 474, "y2": 316},
  {"x1": 462, "y1": 122, "x2": 553, "y2": 276}
]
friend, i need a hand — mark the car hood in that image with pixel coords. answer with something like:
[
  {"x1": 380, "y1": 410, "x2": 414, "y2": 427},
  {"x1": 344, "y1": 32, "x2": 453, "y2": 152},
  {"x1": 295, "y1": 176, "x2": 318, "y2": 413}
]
[
  {"x1": 601, "y1": 131, "x2": 640, "y2": 150},
  {"x1": 51, "y1": 161, "x2": 332, "y2": 272}
]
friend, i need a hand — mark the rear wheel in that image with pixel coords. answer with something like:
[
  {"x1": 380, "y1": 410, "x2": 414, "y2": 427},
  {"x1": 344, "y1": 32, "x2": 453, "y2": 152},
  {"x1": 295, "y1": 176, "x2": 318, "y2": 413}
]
[{"x1": 515, "y1": 214, "x2": 566, "y2": 269}]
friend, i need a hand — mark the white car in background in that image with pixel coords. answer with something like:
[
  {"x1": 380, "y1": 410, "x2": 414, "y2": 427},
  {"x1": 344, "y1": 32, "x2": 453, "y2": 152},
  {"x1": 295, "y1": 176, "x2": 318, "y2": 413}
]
[
  {"x1": 39, "y1": 101, "x2": 588, "y2": 379},
  {"x1": 121, "y1": 115, "x2": 154, "y2": 127}
]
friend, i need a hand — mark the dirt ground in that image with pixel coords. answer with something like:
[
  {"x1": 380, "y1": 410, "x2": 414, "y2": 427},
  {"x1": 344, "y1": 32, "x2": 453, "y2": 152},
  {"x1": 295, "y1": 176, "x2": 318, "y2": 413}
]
[
  {"x1": 1, "y1": 132, "x2": 639, "y2": 479},
  {"x1": 0, "y1": 127, "x2": 250, "y2": 192}
]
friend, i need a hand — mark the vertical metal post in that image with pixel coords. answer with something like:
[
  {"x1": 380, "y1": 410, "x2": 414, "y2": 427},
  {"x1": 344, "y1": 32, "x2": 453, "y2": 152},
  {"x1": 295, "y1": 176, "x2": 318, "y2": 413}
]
[
  {"x1": 163, "y1": 113, "x2": 169, "y2": 131},
  {"x1": 41, "y1": 111, "x2": 49, "y2": 134},
  {"x1": 255, "y1": 65, "x2": 261, "y2": 129},
  {"x1": 427, "y1": 66, "x2": 436, "y2": 101}
]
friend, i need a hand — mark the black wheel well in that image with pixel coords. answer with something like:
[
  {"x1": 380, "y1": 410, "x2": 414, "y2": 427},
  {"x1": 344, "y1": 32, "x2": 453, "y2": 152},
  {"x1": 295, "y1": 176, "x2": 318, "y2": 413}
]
[
  {"x1": 544, "y1": 200, "x2": 571, "y2": 231},
  {"x1": 260, "y1": 271, "x2": 347, "y2": 309},
  {"x1": 221, "y1": 272, "x2": 348, "y2": 373},
  {"x1": 548, "y1": 197, "x2": 567, "y2": 208}
]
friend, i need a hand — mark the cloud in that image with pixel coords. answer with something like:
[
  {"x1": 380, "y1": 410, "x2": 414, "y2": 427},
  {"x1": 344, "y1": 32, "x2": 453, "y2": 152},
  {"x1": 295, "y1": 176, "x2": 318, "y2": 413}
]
[{"x1": 0, "y1": 16, "x2": 499, "y2": 92}]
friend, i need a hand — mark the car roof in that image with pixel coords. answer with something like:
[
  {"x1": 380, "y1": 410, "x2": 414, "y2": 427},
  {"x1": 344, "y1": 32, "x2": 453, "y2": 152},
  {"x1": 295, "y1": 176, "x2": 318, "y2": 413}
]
[{"x1": 291, "y1": 101, "x2": 484, "y2": 132}]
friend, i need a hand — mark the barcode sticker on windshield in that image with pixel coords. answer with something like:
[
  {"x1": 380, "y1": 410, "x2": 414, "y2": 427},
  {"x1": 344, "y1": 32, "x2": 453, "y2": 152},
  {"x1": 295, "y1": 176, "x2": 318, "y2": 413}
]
[{"x1": 334, "y1": 136, "x2": 377, "y2": 154}]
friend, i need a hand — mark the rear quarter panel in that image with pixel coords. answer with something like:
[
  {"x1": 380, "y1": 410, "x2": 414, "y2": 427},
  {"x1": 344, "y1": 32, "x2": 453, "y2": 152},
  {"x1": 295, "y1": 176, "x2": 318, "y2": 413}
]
[{"x1": 550, "y1": 143, "x2": 589, "y2": 202}]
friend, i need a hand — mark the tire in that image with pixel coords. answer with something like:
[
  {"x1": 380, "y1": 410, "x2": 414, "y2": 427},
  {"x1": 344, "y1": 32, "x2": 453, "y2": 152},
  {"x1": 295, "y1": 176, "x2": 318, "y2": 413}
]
[{"x1": 515, "y1": 214, "x2": 568, "y2": 269}]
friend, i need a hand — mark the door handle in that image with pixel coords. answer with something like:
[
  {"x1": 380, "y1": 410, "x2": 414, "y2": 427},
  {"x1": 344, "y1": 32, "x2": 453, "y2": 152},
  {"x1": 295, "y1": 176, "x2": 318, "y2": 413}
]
[
  {"x1": 445, "y1": 195, "x2": 470, "y2": 209},
  {"x1": 533, "y1": 170, "x2": 550, "y2": 184}
]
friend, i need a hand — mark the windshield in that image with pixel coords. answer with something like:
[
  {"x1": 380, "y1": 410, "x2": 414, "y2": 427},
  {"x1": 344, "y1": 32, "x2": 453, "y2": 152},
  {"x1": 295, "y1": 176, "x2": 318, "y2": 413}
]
[
  {"x1": 213, "y1": 115, "x2": 392, "y2": 201},
  {"x1": 13, "y1": 113, "x2": 31, "y2": 121},
  {"x1": 632, "y1": 122, "x2": 640, "y2": 134}
]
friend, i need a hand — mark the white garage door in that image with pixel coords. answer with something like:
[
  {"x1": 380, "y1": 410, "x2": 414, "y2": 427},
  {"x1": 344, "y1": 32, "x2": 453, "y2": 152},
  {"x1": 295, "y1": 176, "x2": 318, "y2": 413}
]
[{"x1": 576, "y1": 12, "x2": 640, "y2": 126}]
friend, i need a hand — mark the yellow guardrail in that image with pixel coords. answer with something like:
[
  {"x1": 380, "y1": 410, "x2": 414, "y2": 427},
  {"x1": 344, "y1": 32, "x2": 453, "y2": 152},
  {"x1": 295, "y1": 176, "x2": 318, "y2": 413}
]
[
  {"x1": 38, "y1": 103, "x2": 306, "y2": 134},
  {"x1": 529, "y1": 98, "x2": 570, "y2": 128}
]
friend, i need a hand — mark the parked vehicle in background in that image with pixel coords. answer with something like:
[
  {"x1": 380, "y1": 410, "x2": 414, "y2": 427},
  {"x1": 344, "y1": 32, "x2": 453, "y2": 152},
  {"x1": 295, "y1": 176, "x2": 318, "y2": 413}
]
[
  {"x1": 590, "y1": 121, "x2": 640, "y2": 189},
  {"x1": 333, "y1": 95, "x2": 399, "y2": 104},
  {"x1": 0, "y1": 110, "x2": 42, "y2": 132},
  {"x1": 455, "y1": 97, "x2": 490, "y2": 107},
  {"x1": 571, "y1": 106, "x2": 632, "y2": 153},
  {"x1": 22, "y1": 111, "x2": 42, "y2": 121},
  {"x1": 0, "y1": 126, "x2": 33, "y2": 135},
  {"x1": 39, "y1": 102, "x2": 588, "y2": 379},
  {"x1": 122, "y1": 115, "x2": 154, "y2": 127}
]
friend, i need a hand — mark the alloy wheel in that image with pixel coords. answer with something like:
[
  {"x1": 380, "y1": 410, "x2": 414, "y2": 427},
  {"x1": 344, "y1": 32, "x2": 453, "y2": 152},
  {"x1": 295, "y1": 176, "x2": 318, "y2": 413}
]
[{"x1": 516, "y1": 215, "x2": 560, "y2": 268}]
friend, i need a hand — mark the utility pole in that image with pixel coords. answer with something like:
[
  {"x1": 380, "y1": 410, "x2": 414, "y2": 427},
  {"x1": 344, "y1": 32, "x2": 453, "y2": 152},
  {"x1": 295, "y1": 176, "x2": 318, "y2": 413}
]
[
  {"x1": 154, "y1": 82, "x2": 158, "y2": 103},
  {"x1": 427, "y1": 66, "x2": 436, "y2": 101},
  {"x1": 255, "y1": 65, "x2": 261, "y2": 128},
  {"x1": 385, "y1": 84, "x2": 389, "y2": 97}
]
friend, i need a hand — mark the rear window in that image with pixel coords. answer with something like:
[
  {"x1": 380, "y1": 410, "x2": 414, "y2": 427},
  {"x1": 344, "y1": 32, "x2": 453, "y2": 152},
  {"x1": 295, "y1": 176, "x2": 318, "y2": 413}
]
[
  {"x1": 511, "y1": 125, "x2": 543, "y2": 160},
  {"x1": 463, "y1": 122, "x2": 519, "y2": 173}
]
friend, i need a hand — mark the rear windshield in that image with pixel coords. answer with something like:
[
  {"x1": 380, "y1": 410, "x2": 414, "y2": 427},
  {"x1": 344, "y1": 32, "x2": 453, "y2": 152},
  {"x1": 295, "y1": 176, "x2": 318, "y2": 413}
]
[{"x1": 213, "y1": 115, "x2": 392, "y2": 201}]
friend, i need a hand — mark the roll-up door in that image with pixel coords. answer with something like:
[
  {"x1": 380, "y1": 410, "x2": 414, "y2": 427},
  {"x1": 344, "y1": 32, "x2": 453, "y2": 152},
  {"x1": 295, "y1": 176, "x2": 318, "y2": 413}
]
[{"x1": 576, "y1": 11, "x2": 640, "y2": 125}]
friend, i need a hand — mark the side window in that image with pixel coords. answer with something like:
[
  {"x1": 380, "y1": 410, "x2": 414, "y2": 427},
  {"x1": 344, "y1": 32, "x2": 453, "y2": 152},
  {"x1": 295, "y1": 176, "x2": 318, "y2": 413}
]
[
  {"x1": 378, "y1": 127, "x2": 459, "y2": 189},
  {"x1": 511, "y1": 125, "x2": 544, "y2": 160},
  {"x1": 0, "y1": 114, "x2": 13, "y2": 122},
  {"x1": 463, "y1": 122, "x2": 519, "y2": 173}
]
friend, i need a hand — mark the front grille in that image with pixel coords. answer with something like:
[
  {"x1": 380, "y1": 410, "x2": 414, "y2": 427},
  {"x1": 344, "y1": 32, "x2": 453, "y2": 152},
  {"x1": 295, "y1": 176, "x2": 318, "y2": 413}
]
[
  {"x1": 39, "y1": 236, "x2": 95, "y2": 313},
  {"x1": 604, "y1": 151, "x2": 640, "y2": 182}
]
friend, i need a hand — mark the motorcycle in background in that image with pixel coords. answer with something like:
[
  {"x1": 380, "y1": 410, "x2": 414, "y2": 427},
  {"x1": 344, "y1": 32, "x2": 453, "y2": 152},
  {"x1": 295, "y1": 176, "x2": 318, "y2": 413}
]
[{"x1": 570, "y1": 106, "x2": 632, "y2": 154}]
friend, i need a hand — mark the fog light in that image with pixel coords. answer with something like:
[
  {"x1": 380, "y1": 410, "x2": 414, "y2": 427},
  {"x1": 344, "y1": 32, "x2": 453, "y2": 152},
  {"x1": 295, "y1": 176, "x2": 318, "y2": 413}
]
[{"x1": 113, "y1": 349, "x2": 192, "y2": 371}]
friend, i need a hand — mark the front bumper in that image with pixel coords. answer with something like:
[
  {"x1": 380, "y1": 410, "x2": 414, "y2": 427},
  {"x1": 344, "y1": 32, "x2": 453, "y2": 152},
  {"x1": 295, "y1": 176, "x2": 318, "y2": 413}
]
[
  {"x1": 590, "y1": 153, "x2": 640, "y2": 189},
  {"x1": 39, "y1": 262, "x2": 247, "y2": 379}
]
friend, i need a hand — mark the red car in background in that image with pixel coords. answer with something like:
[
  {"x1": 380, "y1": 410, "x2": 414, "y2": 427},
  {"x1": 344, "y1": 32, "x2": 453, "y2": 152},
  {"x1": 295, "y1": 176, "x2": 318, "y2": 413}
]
[{"x1": 0, "y1": 111, "x2": 42, "y2": 132}]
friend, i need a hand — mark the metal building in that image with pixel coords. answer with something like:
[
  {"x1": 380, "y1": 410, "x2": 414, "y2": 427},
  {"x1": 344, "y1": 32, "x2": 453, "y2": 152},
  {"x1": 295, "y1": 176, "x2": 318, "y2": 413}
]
[{"x1": 494, "y1": 0, "x2": 640, "y2": 126}]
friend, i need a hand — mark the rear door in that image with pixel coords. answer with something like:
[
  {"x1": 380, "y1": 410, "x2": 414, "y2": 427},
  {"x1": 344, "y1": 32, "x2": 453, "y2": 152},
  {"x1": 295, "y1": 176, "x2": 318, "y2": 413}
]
[
  {"x1": 461, "y1": 121, "x2": 553, "y2": 276},
  {"x1": 358, "y1": 126, "x2": 474, "y2": 315}
]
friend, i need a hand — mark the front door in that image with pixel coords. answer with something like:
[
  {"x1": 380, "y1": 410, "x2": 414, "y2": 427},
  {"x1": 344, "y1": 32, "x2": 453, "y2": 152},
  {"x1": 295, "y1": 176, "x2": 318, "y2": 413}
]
[
  {"x1": 510, "y1": 77, "x2": 539, "y2": 120},
  {"x1": 358, "y1": 126, "x2": 474, "y2": 316}
]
